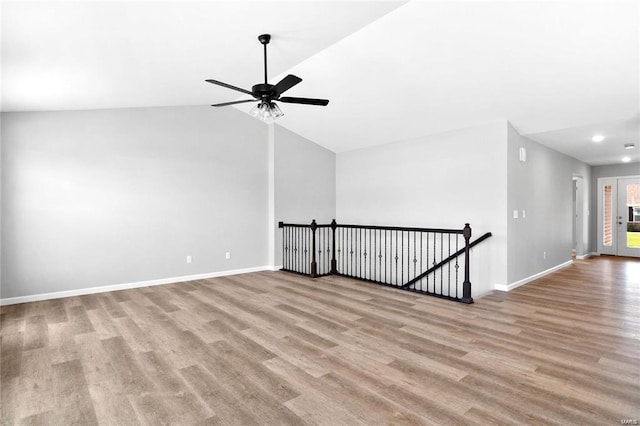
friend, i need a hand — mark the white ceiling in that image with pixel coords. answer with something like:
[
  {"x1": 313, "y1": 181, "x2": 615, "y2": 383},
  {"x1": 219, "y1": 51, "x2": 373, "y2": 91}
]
[{"x1": 2, "y1": 0, "x2": 639, "y2": 166}]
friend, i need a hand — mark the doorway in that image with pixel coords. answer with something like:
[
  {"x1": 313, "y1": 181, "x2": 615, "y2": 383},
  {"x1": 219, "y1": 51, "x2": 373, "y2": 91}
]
[{"x1": 597, "y1": 177, "x2": 640, "y2": 257}]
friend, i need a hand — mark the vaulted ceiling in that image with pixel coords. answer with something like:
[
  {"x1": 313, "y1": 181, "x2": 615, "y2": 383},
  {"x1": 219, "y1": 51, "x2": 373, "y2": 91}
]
[{"x1": 2, "y1": 1, "x2": 638, "y2": 165}]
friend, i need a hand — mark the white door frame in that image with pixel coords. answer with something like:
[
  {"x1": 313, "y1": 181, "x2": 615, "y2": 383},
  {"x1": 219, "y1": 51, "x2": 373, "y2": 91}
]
[
  {"x1": 572, "y1": 175, "x2": 585, "y2": 257},
  {"x1": 597, "y1": 175, "x2": 640, "y2": 257}
]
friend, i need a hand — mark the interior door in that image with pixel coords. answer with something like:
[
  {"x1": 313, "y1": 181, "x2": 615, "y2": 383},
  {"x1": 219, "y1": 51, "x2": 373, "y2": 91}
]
[{"x1": 616, "y1": 177, "x2": 640, "y2": 257}]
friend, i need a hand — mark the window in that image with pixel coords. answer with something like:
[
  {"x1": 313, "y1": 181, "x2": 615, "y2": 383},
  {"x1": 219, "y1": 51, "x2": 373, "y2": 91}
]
[{"x1": 603, "y1": 185, "x2": 612, "y2": 247}]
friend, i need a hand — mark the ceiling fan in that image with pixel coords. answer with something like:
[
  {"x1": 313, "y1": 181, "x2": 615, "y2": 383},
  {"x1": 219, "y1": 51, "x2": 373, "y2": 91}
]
[{"x1": 206, "y1": 34, "x2": 329, "y2": 123}]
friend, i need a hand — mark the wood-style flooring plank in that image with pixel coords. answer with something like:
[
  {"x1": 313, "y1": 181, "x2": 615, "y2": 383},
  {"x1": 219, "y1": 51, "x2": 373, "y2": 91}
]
[
  {"x1": 179, "y1": 364, "x2": 259, "y2": 426},
  {"x1": 1, "y1": 331, "x2": 24, "y2": 380},
  {"x1": 52, "y1": 359, "x2": 99, "y2": 425},
  {"x1": 16, "y1": 348, "x2": 55, "y2": 421},
  {"x1": 74, "y1": 332, "x2": 139, "y2": 425}
]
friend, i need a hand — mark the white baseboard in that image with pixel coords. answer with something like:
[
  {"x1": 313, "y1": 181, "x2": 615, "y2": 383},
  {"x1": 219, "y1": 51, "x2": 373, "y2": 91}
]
[
  {"x1": 494, "y1": 259, "x2": 573, "y2": 292},
  {"x1": 576, "y1": 252, "x2": 597, "y2": 260},
  {"x1": 0, "y1": 265, "x2": 273, "y2": 306},
  {"x1": 265, "y1": 265, "x2": 283, "y2": 271}
]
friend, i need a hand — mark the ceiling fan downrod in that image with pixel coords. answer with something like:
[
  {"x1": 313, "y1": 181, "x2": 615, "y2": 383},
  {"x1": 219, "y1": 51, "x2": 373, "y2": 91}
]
[{"x1": 258, "y1": 34, "x2": 271, "y2": 85}]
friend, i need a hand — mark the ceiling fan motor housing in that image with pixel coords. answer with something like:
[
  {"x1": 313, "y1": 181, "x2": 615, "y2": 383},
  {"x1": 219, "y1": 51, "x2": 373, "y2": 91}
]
[{"x1": 252, "y1": 83, "x2": 276, "y2": 100}]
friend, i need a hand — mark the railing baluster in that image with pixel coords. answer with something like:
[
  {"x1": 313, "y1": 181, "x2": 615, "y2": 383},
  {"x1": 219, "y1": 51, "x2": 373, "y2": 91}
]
[
  {"x1": 440, "y1": 234, "x2": 444, "y2": 294},
  {"x1": 384, "y1": 230, "x2": 387, "y2": 284},
  {"x1": 394, "y1": 231, "x2": 398, "y2": 286},
  {"x1": 289, "y1": 226, "x2": 292, "y2": 270},
  {"x1": 419, "y1": 232, "x2": 423, "y2": 291},
  {"x1": 350, "y1": 228, "x2": 353, "y2": 277},
  {"x1": 358, "y1": 228, "x2": 362, "y2": 279},
  {"x1": 426, "y1": 232, "x2": 429, "y2": 292},
  {"x1": 324, "y1": 227, "x2": 328, "y2": 274},
  {"x1": 374, "y1": 229, "x2": 377, "y2": 282},
  {"x1": 299, "y1": 227, "x2": 301, "y2": 272},
  {"x1": 448, "y1": 234, "x2": 451, "y2": 297},
  {"x1": 400, "y1": 231, "x2": 404, "y2": 286},
  {"x1": 369, "y1": 229, "x2": 375, "y2": 279},
  {"x1": 318, "y1": 228, "x2": 322, "y2": 275},
  {"x1": 289, "y1": 226, "x2": 292, "y2": 271},
  {"x1": 367, "y1": 229, "x2": 371, "y2": 280},
  {"x1": 412, "y1": 232, "x2": 416, "y2": 281},
  {"x1": 324, "y1": 228, "x2": 327, "y2": 274},
  {"x1": 455, "y1": 234, "x2": 459, "y2": 298},
  {"x1": 300, "y1": 227, "x2": 303, "y2": 273},
  {"x1": 433, "y1": 232, "x2": 437, "y2": 293},
  {"x1": 341, "y1": 227, "x2": 344, "y2": 274},
  {"x1": 326, "y1": 227, "x2": 330, "y2": 274}
]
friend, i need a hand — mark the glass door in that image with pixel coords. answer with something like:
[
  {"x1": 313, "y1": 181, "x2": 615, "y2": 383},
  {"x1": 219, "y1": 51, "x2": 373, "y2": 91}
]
[{"x1": 617, "y1": 177, "x2": 640, "y2": 257}]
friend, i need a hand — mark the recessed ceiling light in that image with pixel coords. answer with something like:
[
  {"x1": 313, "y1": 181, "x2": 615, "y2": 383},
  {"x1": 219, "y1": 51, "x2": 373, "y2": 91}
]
[
  {"x1": 592, "y1": 134, "x2": 605, "y2": 143},
  {"x1": 622, "y1": 156, "x2": 631, "y2": 163},
  {"x1": 624, "y1": 143, "x2": 635, "y2": 149}
]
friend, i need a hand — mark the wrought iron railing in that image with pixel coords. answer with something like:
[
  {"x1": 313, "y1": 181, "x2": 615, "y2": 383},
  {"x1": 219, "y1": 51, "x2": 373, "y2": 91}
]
[{"x1": 278, "y1": 220, "x2": 492, "y2": 304}]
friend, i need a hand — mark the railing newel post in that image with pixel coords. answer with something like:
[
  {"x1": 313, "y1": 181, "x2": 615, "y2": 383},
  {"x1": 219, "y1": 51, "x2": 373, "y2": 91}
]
[
  {"x1": 461, "y1": 223, "x2": 474, "y2": 304},
  {"x1": 310, "y1": 219, "x2": 318, "y2": 278},
  {"x1": 330, "y1": 219, "x2": 338, "y2": 274}
]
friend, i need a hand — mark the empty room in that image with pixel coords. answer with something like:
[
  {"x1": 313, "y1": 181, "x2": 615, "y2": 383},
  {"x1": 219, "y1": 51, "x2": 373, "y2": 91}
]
[{"x1": 1, "y1": 1, "x2": 639, "y2": 425}]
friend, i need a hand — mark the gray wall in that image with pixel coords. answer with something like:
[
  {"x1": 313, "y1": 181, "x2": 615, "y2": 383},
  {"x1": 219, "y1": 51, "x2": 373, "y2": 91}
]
[
  {"x1": 274, "y1": 124, "x2": 336, "y2": 265},
  {"x1": 507, "y1": 123, "x2": 590, "y2": 284},
  {"x1": 0, "y1": 114, "x2": 3, "y2": 293},
  {"x1": 1, "y1": 106, "x2": 268, "y2": 299},
  {"x1": 336, "y1": 122, "x2": 508, "y2": 296},
  {"x1": 589, "y1": 162, "x2": 640, "y2": 253}
]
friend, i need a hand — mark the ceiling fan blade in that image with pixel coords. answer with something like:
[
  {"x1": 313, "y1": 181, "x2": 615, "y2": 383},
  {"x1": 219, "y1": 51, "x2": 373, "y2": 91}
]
[
  {"x1": 205, "y1": 79, "x2": 254, "y2": 96},
  {"x1": 279, "y1": 96, "x2": 329, "y2": 106},
  {"x1": 273, "y1": 74, "x2": 302, "y2": 96},
  {"x1": 211, "y1": 99, "x2": 256, "y2": 107}
]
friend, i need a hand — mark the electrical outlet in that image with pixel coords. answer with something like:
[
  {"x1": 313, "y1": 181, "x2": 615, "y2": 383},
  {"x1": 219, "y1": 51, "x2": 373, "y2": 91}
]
[
  {"x1": 225, "y1": 252, "x2": 231, "y2": 260},
  {"x1": 186, "y1": 255, "x2": 192, "y2": 264},
  {"x1": 543, "y1": 251, "x2": 546, "y2": 259},
  {"x1": 513, "y1": 210, "x2": 519, "y2": 219},
  {"x1": 522, "y1": 210, "x2": 526, "y2": 218}
]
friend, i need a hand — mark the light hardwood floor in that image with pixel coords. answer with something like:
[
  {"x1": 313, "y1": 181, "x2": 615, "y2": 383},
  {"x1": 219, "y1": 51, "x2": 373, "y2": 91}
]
[{"x1": 1, "y1": 256, "x2": 639, "y2": 425}]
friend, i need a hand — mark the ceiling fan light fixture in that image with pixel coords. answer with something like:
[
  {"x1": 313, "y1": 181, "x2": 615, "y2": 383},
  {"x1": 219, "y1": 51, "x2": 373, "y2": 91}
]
[
  {"x1": 250, "y1": 101, "x2": 283, "y2": 124},
  {"x1": 249, "y1": 103, "x2": 261, "y2": 118},
  {"x1": 261, "y1": 105, "x2": 275, "y2": 124},
  {"x1": 270, "y1": 102, "x2": 284, "y2": 118}
]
